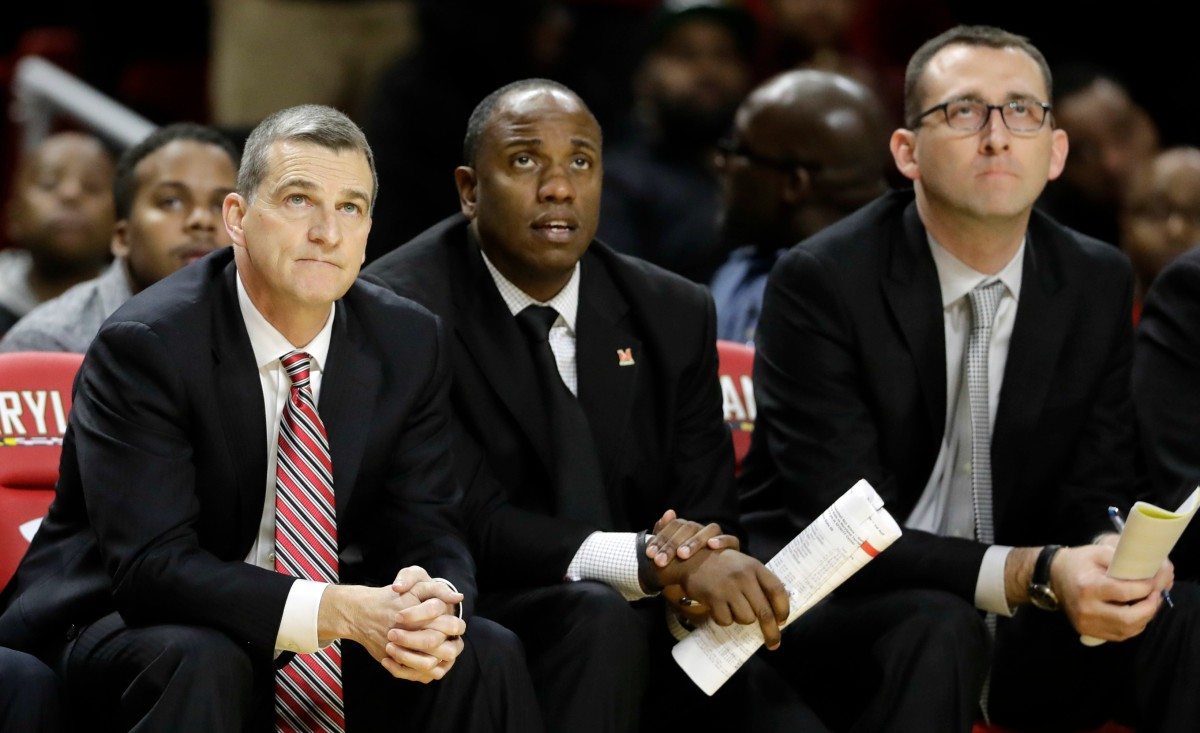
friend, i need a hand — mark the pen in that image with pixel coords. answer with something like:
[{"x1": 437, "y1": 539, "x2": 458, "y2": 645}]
[{"x1": 1107, "y1": 506, "x2": 1175, "y2": 609}]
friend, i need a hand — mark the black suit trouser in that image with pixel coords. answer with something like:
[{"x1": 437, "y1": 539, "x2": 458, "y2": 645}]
[
  {"x1": 766, "y1": 588, "x2": 991, "y2": 733},
  {"x1": 0, "y1": 646, "x2": 63, "y2": 733},
  {"x1": 480, "y1": 580, "x2": 830, "y2": 733},
  {"x1": 43, "y1": 611, "x2": 540, "y2": 733}
]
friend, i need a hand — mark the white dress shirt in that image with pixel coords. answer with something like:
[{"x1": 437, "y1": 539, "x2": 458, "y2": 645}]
[
  {"x1": 906, "y1": 235, "x2": 1025, "y2": 616},
  {"x1": 481, "y1": 251, "x2": 649, "y2": 601},
  {"x1": 237, "y1": 273, "x2": 335, "y2": 654}
]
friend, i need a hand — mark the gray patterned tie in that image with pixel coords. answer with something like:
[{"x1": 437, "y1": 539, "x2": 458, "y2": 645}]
[
  {"x1": 968, "y1": 280, "x2": 1005, "y2": 721},
  {"x1": 967, "y1": 280, "x2": 1005, "y2": 545}
]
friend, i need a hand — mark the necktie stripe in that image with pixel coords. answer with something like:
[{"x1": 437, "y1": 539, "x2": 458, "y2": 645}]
[
  {"x1": 276, "y1": 675, "x2": 343, "y2": 732},
  {"x1": 285, "y1": 402, "x2": 329, "y2": 448},
  {"x1": 277, "y1": 463, "x2": 336, "y2": 524},
  {"x1": 277, "y1": 448, "x2": 333, "y2": 495},
  {"x1": 277, "y1": 470, "x2": 338, "y2": 523},
  {"x1": 280, "y1": 442, "x2": 334, "y2": 489},
  {"x1": 276, "y1": 499, "x2": 336, "y2": 552},
  {"x1": 280, "y1": 417, "x2": 333, "y2": 476},
  {"x1": 283, "y1": 659, "x2": 343, "y2": 713},
  {"x1": 277, "y1": 676, "x2": 341, "y2": 729},
  {"x1": 280, "y1": 427, "x2": 334, "y2": 482},
  {"x1": 274, "y1": 503, "x2": 335, "y2": 569},
  {"x1": 275, "y1": 520, "x2": 337, "y2": 581},
  {"x1": 274, "y1": 350, "x2": 343, "y2": 731}
]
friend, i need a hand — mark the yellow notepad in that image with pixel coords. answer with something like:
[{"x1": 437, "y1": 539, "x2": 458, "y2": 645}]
[{"x1": 1080, "y1": 487, "x2": 1199, "y2": 646}]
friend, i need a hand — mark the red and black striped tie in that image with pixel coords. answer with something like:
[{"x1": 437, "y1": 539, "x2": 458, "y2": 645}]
[{"x1": 274, "y1": 351, "x2": 344, "y2": 732}]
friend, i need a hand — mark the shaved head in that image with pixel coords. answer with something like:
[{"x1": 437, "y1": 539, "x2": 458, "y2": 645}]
[{"x1": 719, "y1": 69, "x2": 889, "y2": 249}]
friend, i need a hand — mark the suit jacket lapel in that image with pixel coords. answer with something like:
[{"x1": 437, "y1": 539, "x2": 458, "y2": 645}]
[
  {"x1": 992, "y1": 225, "x2": 1069, "y2": 526},
  {"x1": 318, "y1": 299, "x2": 381, "y2": 518},
  {"x1": 575, "y1": 251, "x2": 639, "y2": 489},
  {"x1": 451, "y1": 230, "x2": 558, "y2": 479},
  {"x1": 882, "y1": 202, "x2": 946, "y2": 437},
  {"x1": 212, "y1": 263, "x2": 268, "y2": 548}
]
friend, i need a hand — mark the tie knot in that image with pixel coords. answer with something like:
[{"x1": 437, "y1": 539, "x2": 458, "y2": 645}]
[
  {"x1": 281, "y1": 350, "x2": 313, "y2": 386},
  {"x1": 516, "y1": 305, "x2": 560, "y2": 344},
  {"x1": 968, "y1": 280, "x2": 1006, "y2": 330}
]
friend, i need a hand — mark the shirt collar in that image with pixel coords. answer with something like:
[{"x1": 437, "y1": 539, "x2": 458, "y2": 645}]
[
  {"x1": 236, "y1": 271, "x2": 335, "y2": 373},
  {"x1": 927, "y1": 233, "x2": 1025, "y2": 309},
  {"x1": 480, "y1": 249, "x2": 581, "y2": 334}
]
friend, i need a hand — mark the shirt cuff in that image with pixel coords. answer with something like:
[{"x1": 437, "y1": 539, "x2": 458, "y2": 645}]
[
  {"x1": 975, "y1": 544, "x2": 1016, "y2": 617},
  {"x1": 276, "y1": 579, "x2": 328, "y2": 654},
  {"x1": 430, "y1": 577, "x2": 464, "y2": 619},
  {"x1": 565, "y1": 531, "x2": 649, "y2": 601}
]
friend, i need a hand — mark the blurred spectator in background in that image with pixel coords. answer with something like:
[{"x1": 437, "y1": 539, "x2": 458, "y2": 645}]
[
  {"x1": 710, "y1": 68, "x2": 888, "y2": 343},
  {"x1": 208, "y1": 0, "x2": 419, "y2": 131},
  {"x1": 555, "y1": 0, "x2": 665, "y2": 135},
  {"x1": 1120, "y1": 147, "x2": 1200, "y2": 323},
  {"x1": 598, "y1": 0, "x2": 756, "y2": 283},
  {"x1": 1038, "y1": 65, "x2": 1159, "y2": 246},
  {"x1": 753, "y1": 0, "x2": 953, "y2": 128},
  {"x1": 1, "y1": 123, "x2": 238, "y2": 353},
  {"x1": 363, "y1": 0, "x2": 571, "y2": 262},
  {"x1": 761, "y1": 0, "x2": 874, "y2": 86},
  {"x1": 0, "y1": 132, "x2": 114, "y2": 337}
]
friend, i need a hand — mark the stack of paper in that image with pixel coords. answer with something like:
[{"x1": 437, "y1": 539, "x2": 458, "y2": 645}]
[{"x1": 672, "y1": 479, "x2": 902, "y2": 695}]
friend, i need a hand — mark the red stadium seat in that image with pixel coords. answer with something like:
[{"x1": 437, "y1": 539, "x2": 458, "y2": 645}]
[
  {"x1": 0, "y1": 351, "x2": 82, "y2": 588},
  {"x1": 716, "y1": 340, "x2": 755, "y2": 474}
]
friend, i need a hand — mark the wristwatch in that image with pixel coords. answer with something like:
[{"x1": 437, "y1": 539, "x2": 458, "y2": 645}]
[{"x1": 1028, "y1": 544, "x2": 1062, "y2": 611}]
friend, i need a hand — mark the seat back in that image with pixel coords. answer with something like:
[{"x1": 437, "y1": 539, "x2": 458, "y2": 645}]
[
  {"x1": 0, "y1": 351, "x2": 83, "y2": 587},
  {"x1": 716, "y1": 340, "x2": 756, "y2": 474}
]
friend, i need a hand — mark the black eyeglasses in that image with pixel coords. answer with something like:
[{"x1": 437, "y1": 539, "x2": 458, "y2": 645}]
[
  {"x1": 912, "y1": 98, "x2": 1052, "y2": 133},
  {"x1": 716, "y1": 139, "x2": 824, "y2": 174}
]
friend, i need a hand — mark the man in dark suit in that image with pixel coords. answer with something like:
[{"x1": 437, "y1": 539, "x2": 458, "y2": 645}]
[
  {"x1": 0, "y1": 104, "x2": 538, "y2": 732},
  {"x1": 364, "y1": 79, "x2": 809, "y2": 733},
  {"x1": 1134, "y1": 245, "x2": 1200, "y2": 579},
  {"x1": 742, "y1": 25, "x2": 1200, "y2": 732}
]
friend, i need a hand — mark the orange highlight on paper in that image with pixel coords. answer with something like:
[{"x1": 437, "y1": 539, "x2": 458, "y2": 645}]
[{"x1": 861, "y1": 540, "x2": 880, "y2": 557}]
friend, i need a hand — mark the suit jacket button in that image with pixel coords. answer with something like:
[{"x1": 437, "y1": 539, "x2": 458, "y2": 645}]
[{"x1": 65, "y1": 624, "x2": 78, "y2": 640}]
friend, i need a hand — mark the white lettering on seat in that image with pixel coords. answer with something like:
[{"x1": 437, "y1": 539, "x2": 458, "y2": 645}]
[{"x1": 0, "y1": 392, "x2": 25, "y2": 436}]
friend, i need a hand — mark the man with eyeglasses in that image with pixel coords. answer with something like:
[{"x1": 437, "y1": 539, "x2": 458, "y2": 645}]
[
  {"x1": 741, "y1": 24, "x2": 1200, "y2": 732},
  {"x1": 708, "y1": 69, "x2": 888, "y2": 344}
]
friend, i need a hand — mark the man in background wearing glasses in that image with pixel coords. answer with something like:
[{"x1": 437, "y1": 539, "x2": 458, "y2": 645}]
[
  {"x1": 740, "y1": 24, "x2": 1200, "y2": 732},
  {"x1": 708, "y1": 68, "x2": 889, "y2": 345}
]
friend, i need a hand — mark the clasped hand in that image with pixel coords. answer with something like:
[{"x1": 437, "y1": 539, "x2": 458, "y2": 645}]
[
  {"x1": 646, "y1": 510, "x2": 790, "y2": 649},
  {"x1": 321, "y1": 565, "x2": 466, "y2": 683}
]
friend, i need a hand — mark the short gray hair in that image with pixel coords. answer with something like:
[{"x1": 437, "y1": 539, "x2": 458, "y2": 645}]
[{"x1": 238, "y1": 104, "x2": 378, "y2": 214}]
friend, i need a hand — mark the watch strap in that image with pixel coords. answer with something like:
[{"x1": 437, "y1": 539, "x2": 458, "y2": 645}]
[{"x1": 1033, "y1": 544, "x2": 1062, "y2": 588}]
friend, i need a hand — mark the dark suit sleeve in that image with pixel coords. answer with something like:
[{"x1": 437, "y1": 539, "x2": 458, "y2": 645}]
[
  {"x1": 453, "y1": 422, "x2": 597, "y2": 589},
  {"x1": 71, "y1": 320, "x2": 293, "y2": 654},
  {"x1": 377, "y1": 316, "x2": 479, "y2": 617},
  {"x1": 1135, "y1": 254, "x2": 1200, "y2": 513},
  {"x1": 663, "y1": 291, "x2": 739, "y2": 534},
  {"x1": 754, "y1": 248, "x2": 986, "y2": 601},
  {"x1": 1051, "y1": 266, "x2": 1139, "y2": 547}
]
